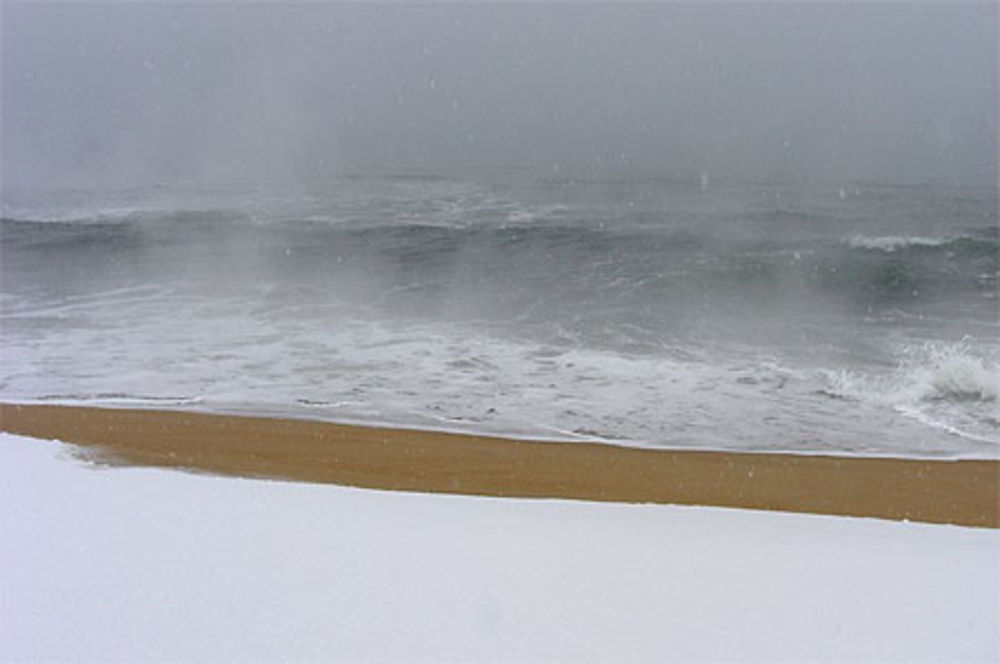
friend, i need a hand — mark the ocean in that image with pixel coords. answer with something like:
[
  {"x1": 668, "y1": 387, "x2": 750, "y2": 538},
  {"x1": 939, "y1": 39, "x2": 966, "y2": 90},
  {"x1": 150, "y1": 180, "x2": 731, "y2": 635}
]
[{"x1": 1, "y1": 176, "x2": 997, "y2": 457}]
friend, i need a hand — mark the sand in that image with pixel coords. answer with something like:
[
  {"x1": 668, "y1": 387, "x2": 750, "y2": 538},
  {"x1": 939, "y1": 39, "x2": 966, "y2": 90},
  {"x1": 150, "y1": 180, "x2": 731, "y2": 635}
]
[{"x1": 1, "y1": 402, "x2": 997, "y2": 528}]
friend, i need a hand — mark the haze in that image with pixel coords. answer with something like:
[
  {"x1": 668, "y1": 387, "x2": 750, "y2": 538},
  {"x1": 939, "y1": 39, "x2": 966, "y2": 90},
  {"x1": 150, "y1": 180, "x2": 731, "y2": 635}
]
[{"x1": 2, "y1": 2, "x2": 997, "y2": 193}]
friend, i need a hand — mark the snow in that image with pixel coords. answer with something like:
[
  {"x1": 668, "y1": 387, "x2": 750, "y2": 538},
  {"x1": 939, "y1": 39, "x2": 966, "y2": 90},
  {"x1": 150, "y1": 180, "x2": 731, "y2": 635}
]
[{"x1": 2, "y1": 432, "x2": 998, "y2": 662}]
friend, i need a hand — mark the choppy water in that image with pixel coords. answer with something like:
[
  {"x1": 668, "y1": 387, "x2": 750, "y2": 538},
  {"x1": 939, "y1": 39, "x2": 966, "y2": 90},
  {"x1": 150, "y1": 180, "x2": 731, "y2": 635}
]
[{"x1": 2, "y1": 177, "x2": 997, "y2": 457}]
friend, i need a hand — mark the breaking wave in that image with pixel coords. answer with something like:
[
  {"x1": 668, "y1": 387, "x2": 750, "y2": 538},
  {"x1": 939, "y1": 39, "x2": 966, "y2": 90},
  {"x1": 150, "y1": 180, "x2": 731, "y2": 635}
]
[
  {"x1": 828, "y1": 340, "x2": 997, "y2": 404},
  {"x1": 824, "y1": 340, "x2": 999, "y2": 445},
  {"x1": 846, "y1": 232, "x2": 997, "y2": 257},
  {"x1": 848, "y1": 235, "x2": 951, "y2": 252}
]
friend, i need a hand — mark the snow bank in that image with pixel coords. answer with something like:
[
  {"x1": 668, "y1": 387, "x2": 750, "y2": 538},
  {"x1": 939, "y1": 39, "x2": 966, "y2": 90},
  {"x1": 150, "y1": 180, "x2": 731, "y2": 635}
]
[{"x1": 1, "y1": 433, "x2": 997, "y2": 662}]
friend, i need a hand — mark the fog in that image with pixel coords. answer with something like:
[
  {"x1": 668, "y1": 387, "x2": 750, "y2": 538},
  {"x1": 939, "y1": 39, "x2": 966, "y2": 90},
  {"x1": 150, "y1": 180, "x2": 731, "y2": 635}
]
[{"x1": 2, "y1": 3, "x2": 997, "y2": 192}]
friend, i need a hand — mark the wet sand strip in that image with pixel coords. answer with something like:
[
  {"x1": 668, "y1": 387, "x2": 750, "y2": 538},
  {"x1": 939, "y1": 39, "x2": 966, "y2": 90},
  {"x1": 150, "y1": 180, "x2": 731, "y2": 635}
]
[{"x1": 2, "y1": 402, "x2": 997, "y2": 528}]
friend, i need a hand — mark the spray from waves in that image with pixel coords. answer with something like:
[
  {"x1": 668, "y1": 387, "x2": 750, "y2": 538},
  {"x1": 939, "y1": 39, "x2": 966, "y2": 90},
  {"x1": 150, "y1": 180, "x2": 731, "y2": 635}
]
[
  {"x1": 917, "y1": 346, "x2": 998, "y2": 404},
  {"x1": 824, "y1": 338, "x2": 999, "y2": 444},
  {"x1": 827, "y1": 338, "x2": 997, "y2": 404}
]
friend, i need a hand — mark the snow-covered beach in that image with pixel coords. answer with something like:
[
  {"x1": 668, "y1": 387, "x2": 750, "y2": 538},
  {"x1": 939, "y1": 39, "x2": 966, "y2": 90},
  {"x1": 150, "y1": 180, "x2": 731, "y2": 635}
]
[{"x1": 2, "y1": 431, "x2": 998, "y2": 662}]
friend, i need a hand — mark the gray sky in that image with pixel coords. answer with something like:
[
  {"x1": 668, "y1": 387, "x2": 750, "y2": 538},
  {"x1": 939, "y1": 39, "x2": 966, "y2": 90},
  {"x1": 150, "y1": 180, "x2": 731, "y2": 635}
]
[{"x1": 2, "y1": 2, "x2": 997, "y2": 190}]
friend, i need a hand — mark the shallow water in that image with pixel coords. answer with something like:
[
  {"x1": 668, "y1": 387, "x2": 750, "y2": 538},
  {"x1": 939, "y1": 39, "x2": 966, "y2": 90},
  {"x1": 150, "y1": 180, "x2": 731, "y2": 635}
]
[{"x1": 2, "y1": 177, "x2": 997, "y2": 456}]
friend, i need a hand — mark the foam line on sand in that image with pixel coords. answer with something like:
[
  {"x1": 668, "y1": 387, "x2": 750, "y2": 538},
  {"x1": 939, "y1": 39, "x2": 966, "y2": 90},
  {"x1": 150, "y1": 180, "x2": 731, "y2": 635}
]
[{"x1": 1, "y1": 403, "x2": 997, "y2": 528}]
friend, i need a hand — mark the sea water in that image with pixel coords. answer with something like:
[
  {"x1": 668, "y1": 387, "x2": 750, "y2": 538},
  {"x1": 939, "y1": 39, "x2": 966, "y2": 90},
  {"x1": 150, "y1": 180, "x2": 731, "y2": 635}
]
[{"x1": 1, "y1": 176, "x2": 997, "y2": 457}]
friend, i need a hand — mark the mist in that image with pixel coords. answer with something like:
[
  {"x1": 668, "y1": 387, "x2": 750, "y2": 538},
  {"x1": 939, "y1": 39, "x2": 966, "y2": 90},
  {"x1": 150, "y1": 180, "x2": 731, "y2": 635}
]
[{"x1": 2, "y1": 2, "x2": 997, "y2": 193}]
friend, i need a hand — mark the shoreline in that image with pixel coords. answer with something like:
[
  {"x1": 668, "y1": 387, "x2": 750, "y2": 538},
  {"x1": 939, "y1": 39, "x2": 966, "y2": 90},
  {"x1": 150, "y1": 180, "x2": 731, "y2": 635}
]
[{"x1": 1, "y1": 402, "x2": 997, "y2": 528}]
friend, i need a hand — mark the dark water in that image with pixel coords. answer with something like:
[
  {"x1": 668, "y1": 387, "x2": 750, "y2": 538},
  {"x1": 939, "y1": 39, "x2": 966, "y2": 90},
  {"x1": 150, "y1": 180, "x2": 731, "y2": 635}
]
[{"x1": 2, "y1": 177, "x2": 997, "y2": 456}]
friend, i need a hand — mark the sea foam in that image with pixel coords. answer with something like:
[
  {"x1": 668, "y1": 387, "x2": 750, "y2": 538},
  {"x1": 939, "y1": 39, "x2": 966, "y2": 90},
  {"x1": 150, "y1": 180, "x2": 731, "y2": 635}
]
[
  {"x1": 824, "y1": 339, "x2": 999, "y2": 446},
  {"x1": 828, "y1": 340, "x2": 997, "y2": 403},
  {"x1": 847, "y1": 234, "x2": 951, "y2": 252}
]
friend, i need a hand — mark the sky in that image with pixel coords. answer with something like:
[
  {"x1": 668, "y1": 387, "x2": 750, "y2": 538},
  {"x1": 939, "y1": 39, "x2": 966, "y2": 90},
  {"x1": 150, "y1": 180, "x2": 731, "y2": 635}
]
[{"x1": 2, "y1": 2, "x2": 997, "y2": 191}]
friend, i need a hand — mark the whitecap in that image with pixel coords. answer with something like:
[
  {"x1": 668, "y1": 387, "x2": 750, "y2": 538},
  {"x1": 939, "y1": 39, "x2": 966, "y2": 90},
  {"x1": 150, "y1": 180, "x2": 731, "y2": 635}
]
[
  {"x1": 846, "y1": 234, "x2": 950, "y2": 252},
  {"x1": 822, "y1": 339, "x2": 999, "y2": 445}
]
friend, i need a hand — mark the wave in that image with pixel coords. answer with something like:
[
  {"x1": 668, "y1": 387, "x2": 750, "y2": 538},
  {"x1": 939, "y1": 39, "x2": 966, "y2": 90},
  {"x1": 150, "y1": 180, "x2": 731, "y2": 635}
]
[
  {"x1": 922, "y1": 351, "x2": 998, "y2": 404},
  {"x1": 846, "y1": 232, "x2": 997, "y2": 256},
  {"x1": 1, "y1": 207, "x2": 248, "y2": 228},
  {"x1": 4, "y1": 211, "x2": 995, "y2": 316},
  {"x1": 828, "y1": 340, "x2": 997, "y2": 403},
  {"x1": 822, "y1": 230, "x2": 998, "y2": 306},
  {"x1": 27, "y1": 393, "x2": 203, "y2": 406},
  {"x1": 848, "y1": 235, "x2": 951, "y2": 252},
  {"x1": 823, "y1": 340, "x2": 999, "y2": 444},
  {"x1": 1, "y1": 212, "x2": 139, "y2": 226}
]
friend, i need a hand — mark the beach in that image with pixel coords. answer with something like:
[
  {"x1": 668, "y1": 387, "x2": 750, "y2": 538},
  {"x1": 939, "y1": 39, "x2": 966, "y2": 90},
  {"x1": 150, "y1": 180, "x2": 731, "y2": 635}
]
[
  {"x1": 4, "y1": 430, "x2": 996, "y2": 662},
  {"x1": 4, "y1": 5, "x2": 999, "y2": 659},
  {"x1": 2, "y1": 402, "x2": 997, "y2": 528}
]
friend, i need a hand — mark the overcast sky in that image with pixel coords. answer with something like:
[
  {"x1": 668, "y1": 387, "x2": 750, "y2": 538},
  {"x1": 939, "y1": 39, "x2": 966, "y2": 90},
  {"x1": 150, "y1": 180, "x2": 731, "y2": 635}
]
[{"x1": 2, "y1": 3, "x2": 997, "y2": 190}]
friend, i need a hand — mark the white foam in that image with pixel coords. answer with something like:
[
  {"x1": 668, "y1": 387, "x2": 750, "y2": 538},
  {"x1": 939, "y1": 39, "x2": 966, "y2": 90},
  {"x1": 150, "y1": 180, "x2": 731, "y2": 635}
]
[
  {"x1": 824, "y1": 339, "x2": 1000, "y2": 447},
  {"x1": 847, "y1": 234, "x2": 951, "y2": 252},
  {"x1": 924, "y1": 349, "x2": 998, "y2": 403},
  {"x1": 831, "y1": 340, "x2": 997, "y2": 403},
  {"x1": 3, "y1": 279, "x2": 997, "y2": 457}
]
